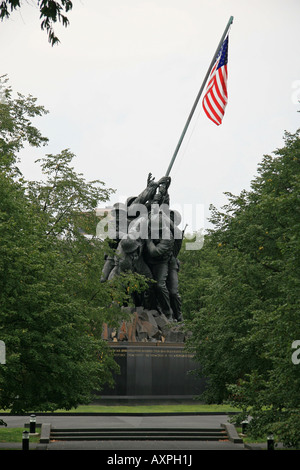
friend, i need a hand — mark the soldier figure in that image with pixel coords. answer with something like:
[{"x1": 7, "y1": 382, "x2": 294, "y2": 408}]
[
  {"x1": 144, "y1": 212, "x2": 174, "y2": 320},
  {"x1": 167, "y1": 210, "x2": 184, "y2": 322},
  {"x1": 100, "y1": 173, "x2": 183, "y2": 322},
  {"x1": 100, "y1": 202, "x2": 128, "y2": 282}
]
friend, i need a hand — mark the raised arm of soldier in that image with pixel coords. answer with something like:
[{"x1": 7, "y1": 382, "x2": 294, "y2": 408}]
[{"x1": 128, "y1": 173, "x2": 159, "y2": 206}]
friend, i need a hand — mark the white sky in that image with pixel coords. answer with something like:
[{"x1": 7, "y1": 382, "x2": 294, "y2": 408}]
[{"x1": 2, "y1": 0, "x2": 300, "y2": 232}]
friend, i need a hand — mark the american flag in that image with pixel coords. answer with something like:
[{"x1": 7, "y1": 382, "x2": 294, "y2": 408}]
[{"x1": 202, "y1": 36, "x2": 229, "y2": 126}]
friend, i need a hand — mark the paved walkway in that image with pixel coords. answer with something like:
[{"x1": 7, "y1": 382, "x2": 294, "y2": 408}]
[{"x1": 0, "y1": 414, "x2": 247, "y2": 451}]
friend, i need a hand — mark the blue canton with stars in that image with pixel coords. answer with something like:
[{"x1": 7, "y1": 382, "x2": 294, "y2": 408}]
[{"x1": 216, "y1": 36, "x2": 228, "y2": 70}]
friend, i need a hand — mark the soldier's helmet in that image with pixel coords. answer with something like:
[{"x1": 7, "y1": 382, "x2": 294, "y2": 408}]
[{"x1": 120, "y1": 235, "x2": 140, "y2": 253}]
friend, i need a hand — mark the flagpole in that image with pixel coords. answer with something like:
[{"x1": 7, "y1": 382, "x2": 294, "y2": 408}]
[{"x1": 165, "y1": 15, "x2": 234, "y2": 177}]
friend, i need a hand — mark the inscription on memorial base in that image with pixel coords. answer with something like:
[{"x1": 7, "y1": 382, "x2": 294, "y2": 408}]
[{"x1": 99, "y1": 342, "x2": 206, "y2": 402}]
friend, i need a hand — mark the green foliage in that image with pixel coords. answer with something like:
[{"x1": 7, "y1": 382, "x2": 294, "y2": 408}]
[
  {"x1": 0, "y1": 78, "x2": 148, "y2": 413},
  {"x1": 180, "y1": 129, "x2": 300, "y2": 445},
  {"x1": 0, "y1": 75, "x2": 49, "y2": 174},
  {"x1": 0, "y1": 1, "x2": 73, "y2": 45}
]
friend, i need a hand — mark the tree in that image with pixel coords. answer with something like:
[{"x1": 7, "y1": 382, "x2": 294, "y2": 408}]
[
  {"x1": 0, "y1": 77, "x2": 147, "y2": 412},
  {"x1": 0, "y1": 74, "x2": 49, "y2": 173},
  {"x1": 0, "y1": 0, "x2": 73, "y2": 45},
  {"x1": 0, "y1": 171, "x2": 114, "y2": 412},
  {"x1": 181, "y1": 129, "x2": 300, "y2": 445}
]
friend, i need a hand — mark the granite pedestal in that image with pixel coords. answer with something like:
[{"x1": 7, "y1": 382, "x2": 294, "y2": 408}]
[{"x1": 99, "y1": 342, "x2": 205, "y2": 404}]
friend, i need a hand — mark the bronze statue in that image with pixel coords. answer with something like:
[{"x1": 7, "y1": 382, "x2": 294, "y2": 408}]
[{"x1": 100, "y1": 173, "x2": 183, "y2": 322}]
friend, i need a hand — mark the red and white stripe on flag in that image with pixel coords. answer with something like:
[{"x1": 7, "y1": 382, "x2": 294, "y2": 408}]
[{"x1": 202, "y1": 36, "x2": 229, "y2": 126}]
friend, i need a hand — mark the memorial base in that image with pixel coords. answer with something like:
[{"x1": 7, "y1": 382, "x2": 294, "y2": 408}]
[{"x1": 98, "y1": 342, "x2": 206, "y2": 404}]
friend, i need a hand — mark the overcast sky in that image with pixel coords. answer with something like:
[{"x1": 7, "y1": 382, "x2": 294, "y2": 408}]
[{"x1": 2, "y1": 0, "x2": 300, "y2": 232}]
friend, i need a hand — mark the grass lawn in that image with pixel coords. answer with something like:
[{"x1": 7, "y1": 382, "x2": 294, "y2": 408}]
[
  {"x1": 50, "y1": 403, "x2": 240, "y2": 413},
  {"x1": 0, "y1": 403, "x2": 240, "y2": 414},
  {"x1": 0, "y1": 428, "x2": 40, "y2": 443}
]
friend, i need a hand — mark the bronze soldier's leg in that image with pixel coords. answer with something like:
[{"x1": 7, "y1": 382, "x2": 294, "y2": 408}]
[
  {"x1": 150, "y1": 263, "x2": 172, "y2": 319},
  {"x1": 167, "y1": 266, "x2": 183, "y2": 321}
]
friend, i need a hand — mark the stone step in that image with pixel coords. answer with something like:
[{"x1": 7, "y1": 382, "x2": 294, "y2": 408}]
[{"x1": 50, "y1": 427, "x2": 228, "y2": 441}]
